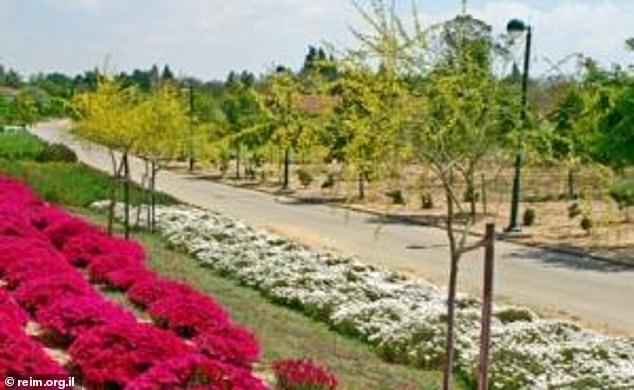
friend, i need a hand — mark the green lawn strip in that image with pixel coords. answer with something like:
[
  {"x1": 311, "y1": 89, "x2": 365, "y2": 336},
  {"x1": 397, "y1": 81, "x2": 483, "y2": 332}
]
[
  {"x1": 0, "y1": 159, "x2": 174, "y2": 208},
  {"x1": 76, "y1": 208, "x2": 461, "y2": 390},
  {"x1": 0, "y1": 130, "x2": 45, "y2": 160}
]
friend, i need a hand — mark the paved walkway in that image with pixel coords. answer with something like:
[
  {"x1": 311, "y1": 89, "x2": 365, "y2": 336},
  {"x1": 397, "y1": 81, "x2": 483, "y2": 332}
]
[{"x1": 33, "y1": 120, "x2": 634, "y2": 335}]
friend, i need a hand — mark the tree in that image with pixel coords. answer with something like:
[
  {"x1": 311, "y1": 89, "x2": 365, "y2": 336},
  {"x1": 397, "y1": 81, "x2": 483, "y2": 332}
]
[
  {"x1": 72, "y1": 76, "x2": 144, "y2": 237},
  {"x1": 135, "y1": 85, "x2": 189, "y2": 230},
  {"x1": 549, "y1": 83, "x2": 593, "y2": 198},
  {"x1": 10, "y1": 91, "x2": 39, "y2": 127},
  {"x1": 261, "y1": 68, "x2": 315, "y2": 189},
  {"x1": 348, "y1": 2, "x2": 517, "y2": 388},
  {"x1": 222, "y1": 74, "x2": 265, "y2": 179},
  {"x1": 161, "y1": 65, "x2": 175, "y2": 82}
]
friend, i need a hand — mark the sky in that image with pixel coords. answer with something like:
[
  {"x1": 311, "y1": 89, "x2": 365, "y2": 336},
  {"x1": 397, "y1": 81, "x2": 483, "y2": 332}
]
[{"x1": 0, "y1": 0, "x2": 632, "y2": 81}]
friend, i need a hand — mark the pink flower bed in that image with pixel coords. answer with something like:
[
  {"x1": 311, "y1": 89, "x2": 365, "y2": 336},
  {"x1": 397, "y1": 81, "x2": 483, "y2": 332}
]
[
  {"x1": 0, "y1": 175, "x2": 271, "y2": 388},
  {"x1": 273, "y1": 359, "x2": 338, "y2": 390},
  {"x1": 0, "y1": 289, "x2": 28, "y2": 329},
  {"x1": 125, "y1": 353, "x2": 268, "y2": 390},
  {"x1": 37, "y1": 296, "x2": 136, "y2": 341},
  {"x1": 69, "y1": 322, "x2": 193, "y2": 387},
  {"x1": 0, "y1": 323, "x2": 68, "y2": 379},
  {"x1": 148, "y1": 294, "x2": 229, "y2": 338},
  {"x1": 127, "y1": 277, "x2": 202, "y2": 307},
  {"x1": 194, "y1": 324, "x2": 260, "y2": 368}
]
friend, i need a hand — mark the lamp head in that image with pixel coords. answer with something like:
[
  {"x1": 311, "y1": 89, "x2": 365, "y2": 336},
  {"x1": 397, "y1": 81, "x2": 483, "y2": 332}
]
[{"x1": 507, "y1": 19, "x2": 527, "y2": 41}]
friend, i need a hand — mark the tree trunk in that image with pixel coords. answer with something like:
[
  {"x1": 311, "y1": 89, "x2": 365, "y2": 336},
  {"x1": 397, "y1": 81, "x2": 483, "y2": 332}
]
[
  {"x1": 123, "y1": 153, "x2": 130, "y2": 240},
  {"x1": 443, "y1": 170, "x2": 459, "y2": 390},
  {"x1": 151, "y1": 162, "x2": 157, "y2": 233},
  {"x1": 283, "y1": 147, "x2": 291, "y2": 190},
  {"x1": 358, "y1": 171, "x2": 365, "y2": 200},
  {"x1": 481, "y1": 173, "x2": 488, "y2": 216},
  {"x1": 567, "y1": 167, "x2": 577, "y2": 200},
  {"x1": 468, "y1": 165, "x2": 476, "y2": 221},
  {"x1": 236, "y1": 143, "x2": 241, "y2": 180},
  {"x1": 107, "y1": 152, "x2": 124, "y2": 236}
]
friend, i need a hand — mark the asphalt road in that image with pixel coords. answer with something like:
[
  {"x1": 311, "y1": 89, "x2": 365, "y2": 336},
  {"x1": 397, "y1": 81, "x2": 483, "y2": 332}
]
[{"x1": 33, "y1": 120, "x2": 634, "y2": 335}]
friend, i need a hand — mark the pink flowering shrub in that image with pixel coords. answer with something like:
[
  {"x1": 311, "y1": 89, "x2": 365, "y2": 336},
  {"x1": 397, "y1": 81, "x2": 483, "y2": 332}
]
[
  {"x1": 2, "y1": 255, "x2": 76, "y2": 290},
  {"x1": 28, "y1": 204, "x2": 69, "y2": 231},
  {"x1": 14, "y1": 274, "x2": 94, "y2": 314},
  {"x1": 63, "y1": 232, "x2": 144, "y2": 267},
  {"x1": 101, "y1": 267, "x2": 156, "y2": 291},
  {"x1": 0, "y1": 323, "x2": 68, "y2": 378},
  {"x1": 0, "y1": 289, "x2": 28, "y2": 327},
  {"x1": 124, "y1": 354, "x2": 268, "y2": 390},
  {"x1": 148, "y1": 295, "x2": 229, "y2": 338},
  {"x1": 0, "y1": 236, "x2": 59, "y2": 273},
  {"x1": 69, "y1": 323, "x2": 193, "y2": 387},
  {"x1": 0, "y1": 211, "x2": 42, "y2": 238},
  {"x1": 127, "y1": 278, "x2": 201, "y2": 307},
  {"x1": 194, "y1": 324, "x2": 260, "y2": 368},
  {"x1": 272, "y1": 359, "x2": 338, "y2": 390},
  {"x1": 87, "y1": 253, "x2": 144, "y2": 284},
  {"x1": 44, "y1": 217, "x2": 94, "y2": 249},
  {"x1": 37, "y1": 296, "x2": 136, "y2": 341}
]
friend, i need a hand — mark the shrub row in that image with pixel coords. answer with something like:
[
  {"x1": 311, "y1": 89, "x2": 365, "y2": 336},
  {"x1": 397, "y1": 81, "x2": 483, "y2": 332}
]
[{"x1": 0, "y1": 175, "x2": 269, "y2": 389}]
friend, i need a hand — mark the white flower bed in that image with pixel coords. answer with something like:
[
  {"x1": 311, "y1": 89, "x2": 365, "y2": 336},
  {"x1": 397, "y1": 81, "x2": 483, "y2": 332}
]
[{"x1": 94, "y1": 202, "x2": 634, "y2": 389}]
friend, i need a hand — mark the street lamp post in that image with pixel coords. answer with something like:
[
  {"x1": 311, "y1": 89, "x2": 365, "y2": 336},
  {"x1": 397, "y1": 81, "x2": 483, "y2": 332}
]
[{"x1": 506, "y1": 19, "x2": 532, "y2": 233}]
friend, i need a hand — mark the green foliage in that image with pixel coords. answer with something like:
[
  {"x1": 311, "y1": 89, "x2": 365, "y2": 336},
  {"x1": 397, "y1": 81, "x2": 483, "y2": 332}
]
[
  {"x1": 580, "y1": 215, "x2": 593, "y2": 233},
  {"x1": 568, "y1": 202, "x2": 582, "y2": 219},
  {"x1": 0, "y1": 160, "x2": 171, "y2": 207},
  {"x1": 495, "y1": 308, "x2": 535, "y2": 324},
  {"x1": 609, "y1": 179, "x2": 634, "y2": 210},
  {"x1": 386, "y1": 189, "x2": 405, "y2": 205},
  {"x1": 35, "y1": 143, "x2": 78, "y2": 163},
  {"x1": 297, "y1": 168, "x2": 314, "y2": 188},
  {"x1": 0, "y1": 130, "x2": 45, "y2": 160},
  {"x1": 420, "y1": 193, "x2": 434, "y2": 209}
]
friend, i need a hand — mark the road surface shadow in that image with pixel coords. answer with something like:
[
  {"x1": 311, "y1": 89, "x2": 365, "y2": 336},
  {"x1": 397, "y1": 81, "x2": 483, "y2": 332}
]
[{"x1": 507, "y1": 246, "x2": 633, "y2": 273}]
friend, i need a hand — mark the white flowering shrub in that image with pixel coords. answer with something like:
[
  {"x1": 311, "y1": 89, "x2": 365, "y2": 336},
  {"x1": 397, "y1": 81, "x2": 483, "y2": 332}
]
[{"x1": 93, "y1": 201, "x2": 634, "y2": 389}]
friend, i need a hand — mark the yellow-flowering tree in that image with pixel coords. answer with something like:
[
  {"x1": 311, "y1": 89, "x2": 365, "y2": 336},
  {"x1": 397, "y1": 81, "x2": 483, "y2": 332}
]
[
  {"x1": 72, "y1": 75, "x2": 143, "y2": 236},
  {"x1": 135, "y1": 85, "x2": 189, "y2": 230}
]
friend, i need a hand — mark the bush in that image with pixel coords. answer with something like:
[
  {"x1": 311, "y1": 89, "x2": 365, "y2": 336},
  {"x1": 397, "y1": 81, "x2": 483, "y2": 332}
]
[
  {"x1": 321, "y1": 174, "x2": 335, "y2": 189},
  {"x1": 523, "y1": 208, "x2": 536, "y2": 227},
  {"x1": 580, "y1": 216, "x2": 593, "y2": 234},
  {"x1": 148, "y1": 295, "x2": 229, "y2": 339},
  {"x1": 69, "y1": 323, "x2": 193, "y2": 387},
  {"x1": 297, "y1": 169, "x2": 314, "y2": 188},
  {"x1": 495, "y1": 307, "x2": 535, "y2": 324},
  {"x1": 420, "y1": 193, "x2": 434, "y2": 209},
  {"x1": 0, "y1": 324, "x2": 68, "y2": 378},
  {"x1": 273, "y1": 359, "x2": 338, "y2": 390},
  {"x1": 127, "y1": 278, "x2": 201, "y2": 308},
  {"x1": 35, "y1": 142, "x2": 78, "y2": 163},
  {"x1": 37, "y1": 296, "x2": 136, "y2": 341},
  {"x1": 568, "y1": 202, "x2": 581, "y2": 219},
  {"x1": 386, "y1": 190, "x2": 405, "y2": 205},
  {"x1": 463, "y1": 186, "x2": 480, "y2": 203},
  {"x1": 194, "y1": 324, "x2": 260, "y2": 368},
  {"x1": 13, "y1": 274, "x2": 94, "y2": 313},
  {"x1": 125, "y1": 354, "x2": 267, "y2": 390},
  {"x1": 609, "y1": 179, "x2": 634, "y2": 210}
]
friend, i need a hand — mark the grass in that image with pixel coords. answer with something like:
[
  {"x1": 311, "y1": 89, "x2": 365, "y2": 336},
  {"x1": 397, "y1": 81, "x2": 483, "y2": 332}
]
[
  {"x1": 0, "y1": 130, "x2": 45, "y2": 160},
  {"x1": 77, "y1": 208, "x2": 463, "y2": 390},
  {"x1": 0, "y1": 131, "x2": 174, "y2": 208}
]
